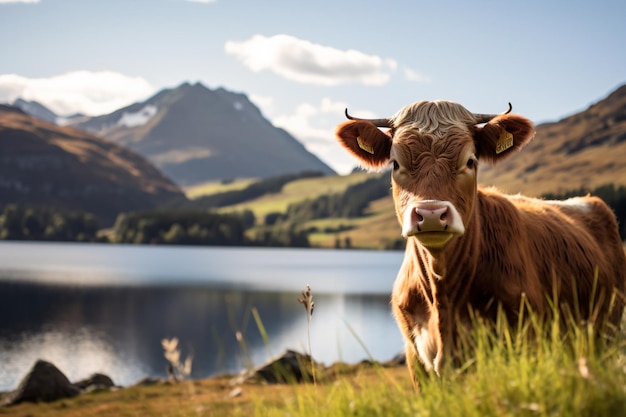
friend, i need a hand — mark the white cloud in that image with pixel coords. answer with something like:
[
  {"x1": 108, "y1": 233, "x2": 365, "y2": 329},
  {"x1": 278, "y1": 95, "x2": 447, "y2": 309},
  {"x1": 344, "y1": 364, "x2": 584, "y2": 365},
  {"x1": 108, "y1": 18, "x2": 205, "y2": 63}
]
[
  {"x1": 0, "y1": 71, "x2": 155, "y2": 116},
  {"x1": 0, "y1": 0, "x2": 39, "y2": 3},
  {"x1": 225, "y1": 34, "x2": 399, "y2": 86},
  {"x1": 270, "y1": 98, "x2": 364, "y2": 174}
]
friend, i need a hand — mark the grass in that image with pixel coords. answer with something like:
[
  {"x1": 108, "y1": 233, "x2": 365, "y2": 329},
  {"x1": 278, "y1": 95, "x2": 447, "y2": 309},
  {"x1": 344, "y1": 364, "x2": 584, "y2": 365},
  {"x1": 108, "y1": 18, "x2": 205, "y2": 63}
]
[
  {"x1": 5, "y1": 305, "x2": 626, "y2": 417},
  {"x1": 216, "y1": 172, "x2": 372, "y2": 222},
  {"x1": 252, "y1": 304, "x2": 626, "y2": 417},
  {"x1": 178, "y1": 173, "x2": 397, "y2": 249},
  {"x1": 202, "y1": 172, "x2": 403, "y2": 249},
  {"x1": 183, "y1": 178, "x2": 258, "y2": 199},
  {"x1": 305, "y1": 197, "x2": 402, "y2": 249},
  {"x1": 297, "y1": 284, "x2": 316, "y2": 384}
]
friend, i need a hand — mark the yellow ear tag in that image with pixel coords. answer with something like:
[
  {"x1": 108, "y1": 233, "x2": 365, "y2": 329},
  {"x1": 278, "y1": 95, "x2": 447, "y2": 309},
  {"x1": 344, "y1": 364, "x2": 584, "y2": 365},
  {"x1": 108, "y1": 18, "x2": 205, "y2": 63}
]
[
  {"x1": 495, "y1": 130, "x2": 514, "y2": 154},
  {"x1": 357, "y1": 136, "x2": 375, "y2": 154}
]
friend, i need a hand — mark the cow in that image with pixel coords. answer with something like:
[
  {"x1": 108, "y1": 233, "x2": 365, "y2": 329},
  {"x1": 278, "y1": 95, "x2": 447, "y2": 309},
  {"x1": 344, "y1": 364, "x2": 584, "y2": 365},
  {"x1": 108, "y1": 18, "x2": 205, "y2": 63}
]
[{"x1": 334, "y1": 100, "x2": 626, "y2": 389}]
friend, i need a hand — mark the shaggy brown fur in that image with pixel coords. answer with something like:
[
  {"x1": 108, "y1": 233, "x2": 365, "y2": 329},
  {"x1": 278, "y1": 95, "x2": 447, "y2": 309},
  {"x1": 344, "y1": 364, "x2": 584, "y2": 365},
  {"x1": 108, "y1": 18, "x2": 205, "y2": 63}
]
[{"x1": 335, "y1": 100, "x2": 626, "y2": 390}]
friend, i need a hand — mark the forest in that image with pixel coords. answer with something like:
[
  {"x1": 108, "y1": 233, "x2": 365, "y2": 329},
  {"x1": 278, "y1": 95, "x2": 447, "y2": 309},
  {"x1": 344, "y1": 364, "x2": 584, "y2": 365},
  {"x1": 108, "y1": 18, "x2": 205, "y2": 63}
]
[
  {"x1": 262, "y1": 174, "x2": 391, "y2": 226},
  {"x1": 0, "y1": 204, "x2": 100, "y2": 242}
]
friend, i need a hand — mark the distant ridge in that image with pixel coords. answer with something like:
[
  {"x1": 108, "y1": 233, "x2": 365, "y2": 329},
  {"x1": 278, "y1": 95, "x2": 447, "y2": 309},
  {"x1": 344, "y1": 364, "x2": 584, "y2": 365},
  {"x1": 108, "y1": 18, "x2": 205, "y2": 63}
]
[
  {"x1": 11, "y1": 98, "x2": 84, "y2": 125},
  {"x1": 0, "y1": 105, "x2": 185, "y2": 226},
  {"x1": 480, "y1": 83, "x2": 626, "y2": 195},
  {"x1": 69, "y1": 82, "x2": 336, "y2": 186},
  {"x1": 12, "y1": 99, "x2": 58, "y2": 124}
]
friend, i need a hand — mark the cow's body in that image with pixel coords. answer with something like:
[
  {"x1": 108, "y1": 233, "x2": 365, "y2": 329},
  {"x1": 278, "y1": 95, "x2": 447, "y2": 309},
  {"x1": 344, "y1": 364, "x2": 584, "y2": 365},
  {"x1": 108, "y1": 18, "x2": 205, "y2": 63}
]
[{"x1": 335, "y1": 100, "x2": 626, "y2": 388}]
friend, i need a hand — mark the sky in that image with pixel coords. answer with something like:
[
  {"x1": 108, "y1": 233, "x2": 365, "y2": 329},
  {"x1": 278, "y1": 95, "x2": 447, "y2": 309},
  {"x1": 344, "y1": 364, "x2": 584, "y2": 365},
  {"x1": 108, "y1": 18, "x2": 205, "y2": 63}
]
[{"x1": 0, "y1": 0, "x2": 625, "y2": 174}]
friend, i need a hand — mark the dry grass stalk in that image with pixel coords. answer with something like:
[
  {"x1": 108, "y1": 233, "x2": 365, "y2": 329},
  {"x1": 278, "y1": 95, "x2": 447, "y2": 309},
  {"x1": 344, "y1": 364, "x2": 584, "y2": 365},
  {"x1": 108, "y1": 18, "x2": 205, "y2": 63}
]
[
  {"x1": 297, "y1": 284, "x2": 316, "y2": 384},
  {"x1": 161, "y1": 337, "x2": 193, "y2": 382}
]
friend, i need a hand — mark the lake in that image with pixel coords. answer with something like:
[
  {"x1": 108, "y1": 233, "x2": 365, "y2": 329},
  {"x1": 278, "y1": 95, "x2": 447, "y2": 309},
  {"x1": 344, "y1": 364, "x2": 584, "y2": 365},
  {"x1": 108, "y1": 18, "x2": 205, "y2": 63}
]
[{"x1": 0, "y1": 241, "x2": 405, "y2": 391}]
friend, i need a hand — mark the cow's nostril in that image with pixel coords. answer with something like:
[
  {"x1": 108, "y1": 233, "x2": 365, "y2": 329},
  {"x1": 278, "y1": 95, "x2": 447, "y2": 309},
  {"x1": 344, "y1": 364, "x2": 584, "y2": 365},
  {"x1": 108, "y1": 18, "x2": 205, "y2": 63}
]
[
  {"x1": 440, "y1": 213, "x2": 447, "y2": 221},
  {"x1": 417, "y1": 214, "x2": 424, "y2": 222}
]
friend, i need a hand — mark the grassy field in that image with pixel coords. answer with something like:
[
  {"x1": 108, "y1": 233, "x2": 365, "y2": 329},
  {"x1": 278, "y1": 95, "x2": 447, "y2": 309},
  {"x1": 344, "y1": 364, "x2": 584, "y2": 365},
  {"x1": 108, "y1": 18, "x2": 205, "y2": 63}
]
[
  {"x1": 185, "y1": 172, "x2": 404, "y2": 249},
  {"x1": 183, "y1": 178, "x2": 259, "y2": 200},
  {"x1": 4, "y1": 311, "x2": 625, "y2": 417},
  {"x1": 219, "y1": 172, "x2": 372, "y2": 220},
  {"x1": 305, "y1": 197, "x2": 401, "y2": 249},
  {"x1": 0, "y1": 365, "x2": 411, "y2": 417}
]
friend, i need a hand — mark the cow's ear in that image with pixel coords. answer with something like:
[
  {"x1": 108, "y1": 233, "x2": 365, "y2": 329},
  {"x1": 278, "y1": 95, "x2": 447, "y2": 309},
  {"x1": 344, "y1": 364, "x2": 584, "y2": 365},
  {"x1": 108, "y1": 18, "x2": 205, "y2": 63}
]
[
  {"x1": 335, "y1": 120, "x2": 392, "y2": 170},
  {"x1": 474, "y1": 114, "x2": 535, "y2": 164}
]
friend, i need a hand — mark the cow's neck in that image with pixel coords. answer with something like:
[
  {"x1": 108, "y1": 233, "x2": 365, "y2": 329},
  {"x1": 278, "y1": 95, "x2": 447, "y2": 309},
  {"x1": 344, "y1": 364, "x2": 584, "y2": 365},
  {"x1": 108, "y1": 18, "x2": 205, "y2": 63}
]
[
  {"x1": 392, "y1": 209, "x2": 481, "y2": 372},
  {"x1": 403, "y1": 201, "x2": 481, "y2": 322}
]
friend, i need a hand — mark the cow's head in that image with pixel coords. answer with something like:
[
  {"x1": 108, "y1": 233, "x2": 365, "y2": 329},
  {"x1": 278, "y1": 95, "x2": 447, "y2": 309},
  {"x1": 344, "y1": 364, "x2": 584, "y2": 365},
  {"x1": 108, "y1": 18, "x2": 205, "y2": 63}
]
[{"x1": 335, "y1": 100, "x2": 535, "y2": 253}]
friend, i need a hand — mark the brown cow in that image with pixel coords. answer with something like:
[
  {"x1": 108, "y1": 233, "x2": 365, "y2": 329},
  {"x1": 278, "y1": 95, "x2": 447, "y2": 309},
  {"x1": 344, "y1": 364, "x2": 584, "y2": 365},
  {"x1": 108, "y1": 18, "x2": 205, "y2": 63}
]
[{"x1": 335, "y1": 100, "x2": 626, "y2": 388}]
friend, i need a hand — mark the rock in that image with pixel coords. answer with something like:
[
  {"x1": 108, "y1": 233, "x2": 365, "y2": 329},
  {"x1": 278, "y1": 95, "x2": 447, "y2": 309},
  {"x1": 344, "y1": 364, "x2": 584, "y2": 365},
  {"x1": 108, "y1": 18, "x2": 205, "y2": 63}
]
[
  {"x1": 385, "y1": 352, "x2": 406, "y2": 366},
  {"x1": 74, "y1": 373, "x2": 115, "y2": 392},
  {"x1": 132, "y1": 376, "x2": 167, "y2": 387},
  {"x1": 239, "y1": 349, "x2": 321, "y2": 384},
  {"x1": 2, "y1": 360, "x2": 80, "y2": 406}
]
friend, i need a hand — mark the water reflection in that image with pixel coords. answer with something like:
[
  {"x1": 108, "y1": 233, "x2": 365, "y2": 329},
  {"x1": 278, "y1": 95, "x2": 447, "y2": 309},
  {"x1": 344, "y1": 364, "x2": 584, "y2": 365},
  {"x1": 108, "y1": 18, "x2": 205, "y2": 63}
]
[
  {"x1": 0, "y1": 242, "x2": 402, "y2": 293},
  {"x1": 0, "y1": 328, "x2": 145, "y2": 393},
  {"x1": 0, "y1": 282, "x2": 402, "y2": 391}
]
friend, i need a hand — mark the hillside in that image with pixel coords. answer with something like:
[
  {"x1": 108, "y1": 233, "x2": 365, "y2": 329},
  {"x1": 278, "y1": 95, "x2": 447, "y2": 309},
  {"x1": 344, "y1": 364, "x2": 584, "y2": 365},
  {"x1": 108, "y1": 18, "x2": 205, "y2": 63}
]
[
  {"x1": 480, "y1": 84, "x2": 626, "y2": 195},
  {"x1": 0, "y1": 105, "x2": 185, "y2": 226},
  {"x1": 183, "y1": 172, "x2": 398, "y2": 249},
  {"x1": 69, "y1": 82, "x2": 335, "y2": 186}
]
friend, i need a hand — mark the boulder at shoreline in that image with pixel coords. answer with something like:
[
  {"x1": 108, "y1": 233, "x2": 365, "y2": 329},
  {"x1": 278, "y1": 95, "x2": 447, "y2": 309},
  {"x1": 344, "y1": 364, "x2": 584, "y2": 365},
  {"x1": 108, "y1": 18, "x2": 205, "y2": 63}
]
[
  {"x1": 1, "y1": 360, "x2": 118, "y2": 407},
  {"x1": 2, "y1": 360, "x2": 80, "y2": 406}
]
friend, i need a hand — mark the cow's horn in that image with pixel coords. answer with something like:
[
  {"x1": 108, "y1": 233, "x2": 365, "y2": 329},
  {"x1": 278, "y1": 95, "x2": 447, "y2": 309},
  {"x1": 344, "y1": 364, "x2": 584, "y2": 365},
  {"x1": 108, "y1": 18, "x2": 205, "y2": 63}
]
[
  {"x1": 344, "y1": 108, "x2": 392, "y2": 128},
  {"x1": 472, "y1": 102, "x2": 513, "y2": 124}
]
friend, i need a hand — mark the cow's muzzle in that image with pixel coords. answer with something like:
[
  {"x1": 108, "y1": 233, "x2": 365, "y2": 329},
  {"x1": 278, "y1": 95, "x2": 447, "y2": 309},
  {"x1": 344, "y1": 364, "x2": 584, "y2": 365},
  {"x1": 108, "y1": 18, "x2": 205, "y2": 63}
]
[{"x1": 402, "y1": 200, "x2": 465, "y2": 247}]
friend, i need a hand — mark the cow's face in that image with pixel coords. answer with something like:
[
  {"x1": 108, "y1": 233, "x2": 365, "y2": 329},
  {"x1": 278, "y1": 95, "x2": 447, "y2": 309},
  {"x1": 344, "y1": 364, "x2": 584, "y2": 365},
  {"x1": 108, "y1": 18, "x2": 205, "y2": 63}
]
[{"x1": 336, "y1": 100, "x2": 535, "y2": 253}]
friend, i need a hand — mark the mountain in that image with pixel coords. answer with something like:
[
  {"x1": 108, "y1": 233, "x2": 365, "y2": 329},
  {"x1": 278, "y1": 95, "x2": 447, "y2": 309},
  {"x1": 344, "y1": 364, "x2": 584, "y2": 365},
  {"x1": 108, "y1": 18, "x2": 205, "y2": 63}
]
[
  {"x1": 69, "y1": 82, "x2": 336, "y2": 186},
  {"x1": 11, "y1": 98, "x2": 84, "y2": 126},
  {"x1": 0, "y1": 105, "x2": 185, "y2": 226},
  {"x1": 12, "y1": 99, "x2": 59, "y2": 124},
  {"x1": 480, "y1": 84, "x2": 626, "y2": 195}
]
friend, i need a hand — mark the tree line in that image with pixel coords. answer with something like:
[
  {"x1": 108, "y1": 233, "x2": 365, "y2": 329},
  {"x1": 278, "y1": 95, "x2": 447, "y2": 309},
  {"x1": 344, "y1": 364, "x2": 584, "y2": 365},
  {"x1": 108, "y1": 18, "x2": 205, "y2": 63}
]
[
  {"x1": 263, "y1": 174, "x2": 391, "y2": 226},
  {"x1": 0, "y1": 204, "x2": 100, "y2": 242},
  {"x1": 111, "y1": 210, "x2": 252, "y2": 245},
  {"x1": 3, "y1": 181, "x2": 625, "y2": 247},
  {"x1": 111, "y1": 209, "x2": 310, "y2": 247}
]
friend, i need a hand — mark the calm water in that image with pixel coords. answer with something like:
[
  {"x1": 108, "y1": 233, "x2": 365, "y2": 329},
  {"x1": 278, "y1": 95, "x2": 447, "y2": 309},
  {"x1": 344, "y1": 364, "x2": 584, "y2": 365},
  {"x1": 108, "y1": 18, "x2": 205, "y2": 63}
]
[{"x1": 0, "y1": 242, "x2": 404, "y2": 391}]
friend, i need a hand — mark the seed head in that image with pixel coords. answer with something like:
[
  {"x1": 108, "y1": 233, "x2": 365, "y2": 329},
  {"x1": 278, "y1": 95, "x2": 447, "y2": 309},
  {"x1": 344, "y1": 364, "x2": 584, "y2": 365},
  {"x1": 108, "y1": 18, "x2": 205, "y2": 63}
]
[{"x1": 297, "y1": 284, "x2": 315, "y2": 316}]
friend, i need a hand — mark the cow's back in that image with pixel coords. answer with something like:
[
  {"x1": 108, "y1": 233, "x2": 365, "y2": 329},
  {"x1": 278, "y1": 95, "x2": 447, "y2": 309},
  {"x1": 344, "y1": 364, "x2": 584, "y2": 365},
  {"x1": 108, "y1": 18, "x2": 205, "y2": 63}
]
[{"x1": 477, "y1": 189, "x2": 626, "y2": 327}]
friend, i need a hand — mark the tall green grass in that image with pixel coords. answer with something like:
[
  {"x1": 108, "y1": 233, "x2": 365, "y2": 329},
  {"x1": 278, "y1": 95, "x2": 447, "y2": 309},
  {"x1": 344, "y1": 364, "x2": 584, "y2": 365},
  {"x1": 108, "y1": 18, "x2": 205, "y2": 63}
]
[{"x1": 251, "y1": 303, "x2": 626, "y2": 417}]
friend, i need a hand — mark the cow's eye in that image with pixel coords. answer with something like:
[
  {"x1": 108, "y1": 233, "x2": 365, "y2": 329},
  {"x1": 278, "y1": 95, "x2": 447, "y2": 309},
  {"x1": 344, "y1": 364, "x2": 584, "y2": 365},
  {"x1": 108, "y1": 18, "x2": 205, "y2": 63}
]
[
  {"x1": 391, "y1": 160, "x2": 400, "y2": 171},
  {"x1": 466, "y1": 158, "x2": 476, "y2": 169}
]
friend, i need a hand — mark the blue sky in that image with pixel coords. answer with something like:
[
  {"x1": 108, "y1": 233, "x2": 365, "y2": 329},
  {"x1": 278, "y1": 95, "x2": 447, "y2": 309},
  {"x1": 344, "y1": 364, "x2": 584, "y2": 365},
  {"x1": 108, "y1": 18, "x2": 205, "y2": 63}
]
[{"x1": 1, "y1": 0, "x2": 624, "y2": 174}]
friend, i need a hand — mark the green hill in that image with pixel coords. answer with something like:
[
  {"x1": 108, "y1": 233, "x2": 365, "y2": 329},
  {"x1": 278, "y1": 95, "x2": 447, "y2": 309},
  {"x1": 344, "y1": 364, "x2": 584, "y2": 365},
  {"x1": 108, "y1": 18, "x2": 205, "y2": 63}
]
[
  {"x1": 0, "y1": 105, "x2": 185, "y2": 227},
  {"x1": 183, "y1": 171, "x2": 400, "y2": 249}
]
